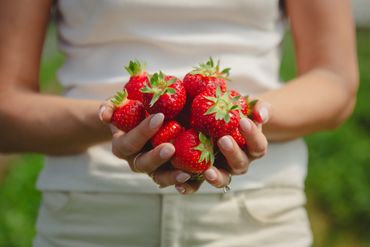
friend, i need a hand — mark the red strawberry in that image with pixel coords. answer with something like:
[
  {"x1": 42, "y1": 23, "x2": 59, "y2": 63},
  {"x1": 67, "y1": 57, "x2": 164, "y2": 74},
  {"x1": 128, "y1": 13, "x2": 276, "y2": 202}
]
[
  {"x1": 171, "y1": 129, "x2": 215, "y2": 174},
  {"x1": 111, "y1": 90, "x2": 146, "y2": 132},
  {"x1": 245, "y1": 97, "x2": 263, "y2": 124},
  {"x1": 230, "y1": 90, "x2": 249, "y2": 116},
  {"x1": 141, "y1": 71, "x2": 186, "y2": 120},
  {"x1": 191, "y1": 87, "x2": 242, "y2": 141},
  {"x1": 183, "y1": 58, "x2": 229, "y2": 99},
  {"x1": 124, "y1": 60, "x2": 148, "y2": 102},
  {"x1": 151, "y1": 120, "x2": 184, "y2": 147},
  {"x1": 230, "y1": 128, "x2": 247, "y2": 149}
]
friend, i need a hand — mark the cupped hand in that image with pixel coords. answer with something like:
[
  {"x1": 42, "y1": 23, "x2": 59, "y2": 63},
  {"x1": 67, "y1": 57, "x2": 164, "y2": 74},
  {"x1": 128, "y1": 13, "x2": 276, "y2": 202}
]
[
  {"x1": 98, "y1": 100, "x2": 193, "y2": 189},
  {"x1": 99, "y1": 98, "x2": 270, "y2": 195},
  {"x1": 176, "y1": 100, "x2": 271, "y2": 195}
]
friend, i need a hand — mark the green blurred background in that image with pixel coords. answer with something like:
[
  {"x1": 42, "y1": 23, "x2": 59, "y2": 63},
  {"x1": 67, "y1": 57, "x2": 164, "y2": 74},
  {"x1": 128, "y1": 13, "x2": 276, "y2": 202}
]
[{"x1": 0, "y1": 23, "x2": 369, "y2": 246}]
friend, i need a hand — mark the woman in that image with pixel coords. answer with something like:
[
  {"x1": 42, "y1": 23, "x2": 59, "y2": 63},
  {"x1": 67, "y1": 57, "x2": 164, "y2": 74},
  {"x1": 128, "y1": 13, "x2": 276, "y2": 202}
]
[{"x1": 0, "y1": 0, "x2": 358, "y2": 246}]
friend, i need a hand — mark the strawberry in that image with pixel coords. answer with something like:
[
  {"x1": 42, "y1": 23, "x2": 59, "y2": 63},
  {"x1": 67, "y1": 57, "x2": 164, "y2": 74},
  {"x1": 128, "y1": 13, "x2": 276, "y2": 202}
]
[
  {"x1": 191, "y1": 87, "x2": 242, "y2": 141},
  {"x1": 245, "y1": 97, "x2": 263, "y2": 124},
  {"x1": 183, "y1": 58, "x2": 229, "y2": 99},
  {"x1": 171, "y1": 129, "x2": 215, "y2": 174},
  {"x1": 230, "y1": 90, "x2": 249, "y2": 116},
  {"x1": 123, "y1": 60, "x2": 148, "y2": 102},
  {"x1": 111, "y1": 90, "x2": 146, "y2": 132},
  {"x1": 151, "y1": 120, "x2": 184, "y2": 147},
  {"x1": 230, "y1": 128, "x2": 247, "y2": 149},
  {"x1": 231, "y1": 93, "x2": 263, "y2": 123},
  {"x1": 141, "y1": 71, "x2": 186, "y2": 120}
]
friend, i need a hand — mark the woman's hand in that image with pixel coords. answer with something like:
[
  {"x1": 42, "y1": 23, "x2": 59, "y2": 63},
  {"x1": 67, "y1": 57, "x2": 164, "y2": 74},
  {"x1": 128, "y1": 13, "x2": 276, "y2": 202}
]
[
  {"x1": 175, "y1": 100, "x2": 271, "y2": 194},
  {"x1": 99, "y1": 98, "x2": 270, "y2": 195},
  {"x1": 98, "y1": 100, "x2": 194, "y2": 187}
]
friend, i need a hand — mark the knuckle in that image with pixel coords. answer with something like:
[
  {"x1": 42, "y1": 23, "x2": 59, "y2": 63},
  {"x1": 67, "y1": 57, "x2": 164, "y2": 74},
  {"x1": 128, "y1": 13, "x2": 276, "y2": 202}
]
[
  {"x1": 111, "y1": 144, "x2": 125, "y2": 159},
  {"x1": 249, "y1": 139, "x2": 268, "y2": 156},
  {"x1": 156, "y1": 171, "x2": 174, "y2": 187},
  {"x1": 213, "y1": 178, "x2": 226, "y2": 188},
  {"x1": 120, "y1": 138, "x2": 140, "y2": 156},
  {"x1": 249, "y1": 149, "x2": 267, "y2": 159},
  {"x1": 233, "y1": 166, "x2": 248, "y2": 175},
  {"x1": 137, "y1": 127, "x2": 155, "y2": 140},
  {"x1": 232, "y1": 159, "x2": 247, "y2": 173}
]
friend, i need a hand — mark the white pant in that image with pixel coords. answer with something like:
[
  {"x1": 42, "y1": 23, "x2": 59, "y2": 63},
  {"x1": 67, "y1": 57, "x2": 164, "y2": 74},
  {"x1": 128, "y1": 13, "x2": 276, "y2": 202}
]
[{"x1": 34, "y1": 187, "x2": 313, "y2": 247}]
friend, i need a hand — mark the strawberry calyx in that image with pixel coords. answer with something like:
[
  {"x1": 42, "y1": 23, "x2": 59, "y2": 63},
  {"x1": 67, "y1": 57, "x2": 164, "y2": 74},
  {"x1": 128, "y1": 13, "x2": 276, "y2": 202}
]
[
  {"x1": 245, "y1": 96, "x2": 263, "y2": 123},
  {"x1": 190, "y1": 57, "x2": 230, "y2": 79},
  {"x1": 111, "y1": 89, "x2": 129, "y2": 107},
  {"x1": 125, "y1": 59, "x2": 146, "y2": 76},
  {"x1": 193, "y1": 132, "x2": 215, "y2": 166},
  {"x1": 203, "y1": 87, "x2": 242, "y2": 123},
  {"x1": 140, "y1": 71, "x2": 177, "y2": 107}
]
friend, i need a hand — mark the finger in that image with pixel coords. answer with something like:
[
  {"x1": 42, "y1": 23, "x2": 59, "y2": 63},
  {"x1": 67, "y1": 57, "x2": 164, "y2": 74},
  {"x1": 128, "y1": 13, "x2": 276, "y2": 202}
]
[
  {"x1": 152, "y1": 169, "x2": 191, "y2": 188},
  {"x1": 248, "y1": 97, "x2": 271, "y2": 124},
  {"x1": 98, "y1": 100, "x2": 115, "y2": 123},
  {"x1": 239, "y1": 118, "x2": 268, "y2": 159},
  {"x1": 112, "y1": 113, "x2": 164, "y2": 158},
  {"x1": 109, "y1": 124, "x2": 121, "y2": 135},
  {"x1": 203, "y1": 167, "x2": 231, "y2": 188},
  {"x1": 217, "y1": 135, "x2": 249, "y2": 175},
  {"x1": 133, "y1": 143, "x2": 176, "y2": 174},
  {"x1": 175, "y1": 180, "x2": 203, "y2": 195}
]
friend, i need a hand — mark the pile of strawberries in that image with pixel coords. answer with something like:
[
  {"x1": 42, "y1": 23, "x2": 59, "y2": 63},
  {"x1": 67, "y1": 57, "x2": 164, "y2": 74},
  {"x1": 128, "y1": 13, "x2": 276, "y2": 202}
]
[{"x1": 111, "y1": 59, "x2": 260, "y2": 176}]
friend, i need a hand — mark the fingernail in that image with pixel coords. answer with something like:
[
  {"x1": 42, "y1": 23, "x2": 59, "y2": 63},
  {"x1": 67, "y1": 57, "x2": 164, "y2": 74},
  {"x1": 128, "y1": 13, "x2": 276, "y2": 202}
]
[
  {"x1": 149, "y1": 113, "x2": 164, "y2": 129},
  {"x1": 98, "y1": 106, "x2": 106, "y2": 121},
  {"x1": 176, "y1": 172, "x2": 191, "y2": 183},
  {"x1": 240, "y1": 118, "x2": 251, "y2": 132},
  {"x1": 159, "y1": 145, "x2": 175, "y2": 159},
  {"x1": 219, "y1": 136, "x2": 233, "y2": 151},
  {"x1": 204, "y1": 168, "x2": 218, "y2": 181},
  {"x1": 175, "y1": 185, "x2": 186, "y2": 194},
  {"x1": 259, "y1": 107, "x2": 269, "y2": 123}
]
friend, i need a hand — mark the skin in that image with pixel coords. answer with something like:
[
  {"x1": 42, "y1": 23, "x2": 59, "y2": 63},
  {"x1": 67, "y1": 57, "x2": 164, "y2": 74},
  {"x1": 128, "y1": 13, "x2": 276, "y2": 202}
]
[{"x1": 0, "y1": 0, "x2": 358, "y2": 194}]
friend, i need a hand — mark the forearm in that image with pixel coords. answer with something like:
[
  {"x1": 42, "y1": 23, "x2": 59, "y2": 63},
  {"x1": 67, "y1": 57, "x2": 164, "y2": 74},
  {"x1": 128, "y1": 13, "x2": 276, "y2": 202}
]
[
  {"x1": 0, "y1": 89, "x2": 111, "y2": 155},
  {"x1": 260, "y1": 68, "x2": 357, "y2": 141}
]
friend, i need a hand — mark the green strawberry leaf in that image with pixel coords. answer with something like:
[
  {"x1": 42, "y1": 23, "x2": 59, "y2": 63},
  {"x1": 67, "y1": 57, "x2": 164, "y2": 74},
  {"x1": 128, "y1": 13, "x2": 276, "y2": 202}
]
[
  {"x1": 199, "y1": 132, "x2": 208, "y2": 143},
  {"x1": 194, "y1": 132, "x2": 215, "y2": 165},
  {"x1": 249, "y1": 99, "x2": 258, "y2": 107},
  {"x1": 167, "y1": 78, "x2": 177, "y2": 85},
  {"x1": 149, "y1": 93, "x2": 161, "y2": 107},
  {"x1": 224, "y1": 113, "x2": 230, "y2": 123},
  {"x1": 204, "y1": 105, "x2": 218, "y2": 116},
  {"x1": 140, "y1": 85, "x2": 154, "y2": 93},
  {"x1": 204, "y1": 96, "x2": 218, "y2": 103},
  {"x1": 111, "y1": 90, "x2": 128, "y2": 106},
  {"x1": 221, "y1": 67, "x2": 231, "y2": 76},
  {"x1": 230, "y1": 105, "x2": 241, "y2": 110},
  {"x1": 166, "y1": 88, "x2": 176, "y2": 95},
  {"x1": 125, "y1": 60, "x2": 146, "y2": 76},
  {"x1": 216, "y1": 87, "x2": 222, "y2": 97}
]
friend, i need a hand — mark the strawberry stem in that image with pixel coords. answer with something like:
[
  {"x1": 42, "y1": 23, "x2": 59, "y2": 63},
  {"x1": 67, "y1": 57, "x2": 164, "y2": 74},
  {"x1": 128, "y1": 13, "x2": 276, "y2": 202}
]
[
  {"x1": 125, "y1": 59, "x2": 146, "y2": 76},
  {"x1": 140, "y1": 71, "x2": 177, "y2": 107},
  {"x1": 111, "y1": 89, "x2": 128, "y2": 107},
  {"x1": 203, "y1": 87, "x2": 242, "y2": 123},
  {"x1": 193, "y1": 132, "x2": 215, "y2": 166},
  {"x1": 190, "y1": 57, "x2": 230, "y2": 79}
]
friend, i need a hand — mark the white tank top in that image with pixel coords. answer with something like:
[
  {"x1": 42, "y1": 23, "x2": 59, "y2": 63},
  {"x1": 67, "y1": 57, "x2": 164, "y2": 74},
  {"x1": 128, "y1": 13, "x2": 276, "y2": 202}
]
[{"x1": 37, "y1": 0, "x2": 308, "y2": 193}]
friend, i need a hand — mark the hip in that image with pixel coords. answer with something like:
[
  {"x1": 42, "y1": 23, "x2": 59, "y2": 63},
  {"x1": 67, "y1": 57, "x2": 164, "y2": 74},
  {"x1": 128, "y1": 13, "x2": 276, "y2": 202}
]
[{"x1": 34, "y1": 186, "x2": 312, "y2": 247}]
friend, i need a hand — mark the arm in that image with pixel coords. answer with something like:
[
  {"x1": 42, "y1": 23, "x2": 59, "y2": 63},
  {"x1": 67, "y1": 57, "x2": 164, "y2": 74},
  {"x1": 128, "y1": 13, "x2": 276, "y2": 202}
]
[
  {"x1": 0, "y1": 0, "x2": 111, "y2": 155},
  {"x1": 261, "y1": 0, "x2": 359, "y2": 141}
]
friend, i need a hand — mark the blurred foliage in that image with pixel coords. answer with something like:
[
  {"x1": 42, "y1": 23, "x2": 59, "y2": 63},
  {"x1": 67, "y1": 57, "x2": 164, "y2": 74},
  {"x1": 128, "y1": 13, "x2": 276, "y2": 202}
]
[
  {"x1": 0, "y1": 155, "x2": 43, "y2": 247},
  {"x1": 0, "y1": 24, "x2": 369, "y2": 247}
]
